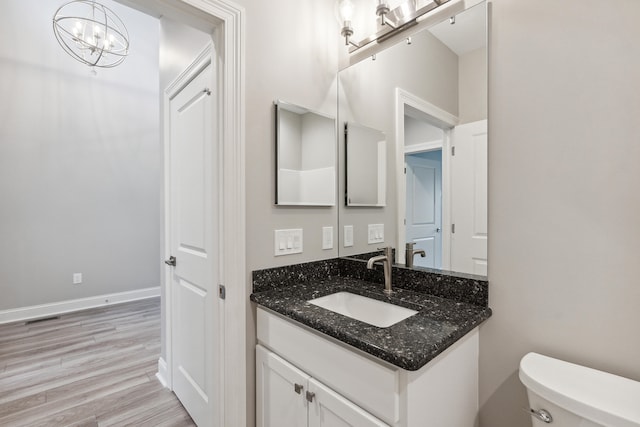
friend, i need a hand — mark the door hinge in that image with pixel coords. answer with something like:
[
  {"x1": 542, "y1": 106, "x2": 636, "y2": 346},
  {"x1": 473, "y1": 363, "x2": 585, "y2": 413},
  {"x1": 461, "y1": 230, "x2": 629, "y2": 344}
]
[
  {"x1": 451, "y1": 223, "x2": 456, "y2": 233},
  {"x1": 451, "y1": 146, "x2": 456, "y2": 156},
  {"x1": 218, "y1": 284, "x2": 226, "y2": 299},
  {"x1": 404, "y1": 166, "x2": 406, "y2": 174},
  {"x1": 404, "y1": 218, "x2": 406, "y2": 225}
]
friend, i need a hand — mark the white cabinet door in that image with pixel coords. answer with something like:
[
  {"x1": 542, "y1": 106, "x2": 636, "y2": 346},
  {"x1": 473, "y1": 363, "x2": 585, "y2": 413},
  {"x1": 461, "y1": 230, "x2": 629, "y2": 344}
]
[
  {"x1": 308, "y1": 378, "x2": 389, "y2": 427},
  {"x1": 257, "y1": 345, "x2": 310, "y2": 427}
]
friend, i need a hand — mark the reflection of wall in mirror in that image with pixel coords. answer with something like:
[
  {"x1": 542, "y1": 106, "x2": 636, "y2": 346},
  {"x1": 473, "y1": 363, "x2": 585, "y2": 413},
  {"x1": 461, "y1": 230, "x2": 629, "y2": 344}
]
[
  {"x1": 338, "y1": 23, "x2": 459, "y2": 256},
  {"x1": 277, "y1": 107, "x2": 336, "y2": 206},
  {"x1": 346, "y1": 123, "x2": 386, "y2": 206}
]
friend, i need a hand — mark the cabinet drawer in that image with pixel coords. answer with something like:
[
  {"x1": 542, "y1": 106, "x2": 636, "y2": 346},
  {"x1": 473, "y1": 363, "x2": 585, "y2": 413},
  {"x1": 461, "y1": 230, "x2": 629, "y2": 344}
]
[{"x1": 257, "y1": 308, "x2": 399, "y2": 424}]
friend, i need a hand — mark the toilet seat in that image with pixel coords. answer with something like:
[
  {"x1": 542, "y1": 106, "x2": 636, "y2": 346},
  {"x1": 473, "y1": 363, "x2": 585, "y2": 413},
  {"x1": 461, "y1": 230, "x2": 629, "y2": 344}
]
[{"x1": 519, "y1": 352, "x2": 640, "y2": 427}]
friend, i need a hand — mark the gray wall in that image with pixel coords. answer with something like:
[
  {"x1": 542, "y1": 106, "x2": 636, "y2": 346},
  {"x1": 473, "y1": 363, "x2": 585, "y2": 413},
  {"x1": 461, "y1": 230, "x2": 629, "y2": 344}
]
[
  {"x1": 0, "y1": 0, "x2": 161, "y2": 310},
  {"x1": 459, "y1": 47, "x2": 487, "y2": 123},
  {"x1": 243, "y1": 0, "x2": 340, "y2": 274},
  {"x1": 480, "y1": 0, "x2": 640, "y2": 425}
]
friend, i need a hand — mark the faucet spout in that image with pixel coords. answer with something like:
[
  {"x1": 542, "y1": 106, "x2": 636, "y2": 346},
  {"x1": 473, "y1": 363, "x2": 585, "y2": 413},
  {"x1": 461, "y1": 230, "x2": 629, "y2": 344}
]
[
  {"x1": 367, "y1": 247, "x2": 394, "y2": 295},
  {"x1": 405, "y1": 242, "x2": 427, "y2": 268},
  {"x1": 366, "y1": 255, "x2": 387, "y2": 270}
]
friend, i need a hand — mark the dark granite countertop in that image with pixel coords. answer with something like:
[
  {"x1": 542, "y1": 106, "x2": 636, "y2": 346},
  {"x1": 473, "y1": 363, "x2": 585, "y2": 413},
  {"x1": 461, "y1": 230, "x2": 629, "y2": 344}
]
[{"x1": 250, "y1": 276, "x2": 492, "y2": 371}]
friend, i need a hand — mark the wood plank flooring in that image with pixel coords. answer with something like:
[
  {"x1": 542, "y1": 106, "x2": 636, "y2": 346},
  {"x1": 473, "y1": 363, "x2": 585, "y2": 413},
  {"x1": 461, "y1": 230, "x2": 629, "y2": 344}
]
[{"x1": 0, "y1": 298, "x2": 195, "y2": 427}]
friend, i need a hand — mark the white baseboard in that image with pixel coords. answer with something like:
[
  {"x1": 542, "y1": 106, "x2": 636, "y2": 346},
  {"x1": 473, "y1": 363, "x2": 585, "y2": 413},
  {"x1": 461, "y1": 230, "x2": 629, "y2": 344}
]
[
  {"x1": 156, "y1": 357, "x2": 169, "y2": 388},
  {"x1": 0, "y1": 287, "x2": 161, "y2": 325}
]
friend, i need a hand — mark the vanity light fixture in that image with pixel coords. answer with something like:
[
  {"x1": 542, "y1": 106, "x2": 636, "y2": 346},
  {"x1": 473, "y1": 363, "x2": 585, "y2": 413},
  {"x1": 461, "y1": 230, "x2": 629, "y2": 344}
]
[
  {"x1": 337, "y1": 0, "x2": 452, "y2": 53},
  {"x1": 52, "y1": 0, "x2": 130, "y2": 72},
  {"x1": 338, "y1": 0, "x2": 360, "y2": 48}
]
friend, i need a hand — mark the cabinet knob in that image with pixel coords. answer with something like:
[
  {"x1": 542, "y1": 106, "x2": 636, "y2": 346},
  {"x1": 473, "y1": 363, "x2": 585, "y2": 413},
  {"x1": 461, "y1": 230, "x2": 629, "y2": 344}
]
[
  {"x1": 306, "y1": 391, "x2": 315, "y2": 402},
  {"x1": 294, "y1": 383, "x2": 303, "y2": 394}
]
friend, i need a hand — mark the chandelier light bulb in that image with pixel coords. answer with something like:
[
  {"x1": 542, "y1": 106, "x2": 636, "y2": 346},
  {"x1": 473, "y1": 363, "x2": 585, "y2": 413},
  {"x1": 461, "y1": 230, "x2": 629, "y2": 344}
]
[{"x1": 52, "y1": 0, "x2": 130, "y2": 69}]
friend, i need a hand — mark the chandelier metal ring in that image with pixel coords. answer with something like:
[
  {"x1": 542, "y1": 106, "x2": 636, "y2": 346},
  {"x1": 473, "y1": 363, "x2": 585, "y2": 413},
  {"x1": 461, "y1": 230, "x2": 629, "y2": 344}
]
[{"x1": 52, "y1": 0, "x2": 130, "y2": 69}]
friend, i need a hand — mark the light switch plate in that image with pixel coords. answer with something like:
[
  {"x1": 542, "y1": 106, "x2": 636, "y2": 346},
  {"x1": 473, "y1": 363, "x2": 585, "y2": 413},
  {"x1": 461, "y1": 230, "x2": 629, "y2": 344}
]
[
  {"x1": 275, "y1": 229, "x2": 303, "y2": 256},
  {"x1": 368, "y1": 224, "x2": 384, "y2": 244},
  {"x1": 322, "y1": 226, "x2": 333, "y2": 250},
  {"x1": 344, "y1": 225, "x2": 354, "y2": 247}
]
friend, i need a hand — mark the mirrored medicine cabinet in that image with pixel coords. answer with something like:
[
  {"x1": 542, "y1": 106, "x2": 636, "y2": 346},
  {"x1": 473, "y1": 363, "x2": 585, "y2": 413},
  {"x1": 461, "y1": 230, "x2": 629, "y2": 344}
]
[{"x1": 274, "y1": 101, "x2": 337, "y2": 206}]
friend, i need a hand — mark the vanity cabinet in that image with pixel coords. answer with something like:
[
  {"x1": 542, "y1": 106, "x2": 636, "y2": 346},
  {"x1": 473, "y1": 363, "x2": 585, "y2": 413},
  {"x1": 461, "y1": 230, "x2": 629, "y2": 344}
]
[
  {"x1": 257, "y1": 345, "x2": 388, "y2": 427},
  {"x1": 256, "y1": 307, "x2": 480, "y2": 427}
]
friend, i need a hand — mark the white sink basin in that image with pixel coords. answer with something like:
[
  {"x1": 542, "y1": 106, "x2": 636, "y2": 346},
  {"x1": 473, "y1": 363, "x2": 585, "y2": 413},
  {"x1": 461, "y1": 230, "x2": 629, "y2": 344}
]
[{"x1": 308, "y1": 292, "x2": 418, "y2": 328}]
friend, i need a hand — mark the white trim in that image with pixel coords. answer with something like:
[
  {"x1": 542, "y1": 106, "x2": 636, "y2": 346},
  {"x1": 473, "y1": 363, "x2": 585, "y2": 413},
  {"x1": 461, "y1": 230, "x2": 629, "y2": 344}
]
[
  {"x1": 158, "y1": 1, "x2": 246, "y2": 426},
  {"x1": 404, "y1": 140, "x2": 443, "y2": 154},
  {"x1": 395, "y1": 88, "x2": 457, "y2": 267},
  {"x1": 156, "y1": 357, "x2": 169, "y2": 388},
  {"x1": 0, "y1": 287, "x2": 160, "y2": 325},
  {"x1": 163, "y1": 43, "x2": 216, "y2": 394}
]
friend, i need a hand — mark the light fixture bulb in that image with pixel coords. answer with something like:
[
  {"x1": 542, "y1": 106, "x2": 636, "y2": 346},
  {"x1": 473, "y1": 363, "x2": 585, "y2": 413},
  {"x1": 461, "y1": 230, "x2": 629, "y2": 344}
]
[{"x1": 338, "y1": 0, "x2": 355, "y2": 23}]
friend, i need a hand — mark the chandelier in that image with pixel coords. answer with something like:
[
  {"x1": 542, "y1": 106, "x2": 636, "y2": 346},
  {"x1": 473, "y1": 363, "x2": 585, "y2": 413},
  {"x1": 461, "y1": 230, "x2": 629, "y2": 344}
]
[{"x1": 52, "y1": 0, "x2": 130, "y2": 69}]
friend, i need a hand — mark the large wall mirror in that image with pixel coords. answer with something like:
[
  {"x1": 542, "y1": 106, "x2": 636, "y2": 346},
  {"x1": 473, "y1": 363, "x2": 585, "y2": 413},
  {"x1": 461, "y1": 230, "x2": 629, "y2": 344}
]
[
  {"x1": 338, "y1": 0, "x2": 488, "y2": 277},
  {"x1": 275, "y1": 101, "x2": 337, "y2": 206}
]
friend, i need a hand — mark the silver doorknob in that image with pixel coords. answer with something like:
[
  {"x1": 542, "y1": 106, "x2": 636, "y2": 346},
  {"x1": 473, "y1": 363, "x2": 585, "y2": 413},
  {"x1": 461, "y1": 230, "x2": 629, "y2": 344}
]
[
  {"x1": 436, "y1": 228, "x2": 441, "y2": 233},
  {"x1": 164, "y1": 256, "x2": 176, "y2": 266}
]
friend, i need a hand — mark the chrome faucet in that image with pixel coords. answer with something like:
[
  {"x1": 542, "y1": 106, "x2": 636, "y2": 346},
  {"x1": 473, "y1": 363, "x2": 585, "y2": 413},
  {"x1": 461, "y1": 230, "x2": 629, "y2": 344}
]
[
  {"x1": 405, "y1": 242, "x2": 426, "y2": 268},
  {"x1": 367, "y1": 246, "x2": 394, "y2": 295}
]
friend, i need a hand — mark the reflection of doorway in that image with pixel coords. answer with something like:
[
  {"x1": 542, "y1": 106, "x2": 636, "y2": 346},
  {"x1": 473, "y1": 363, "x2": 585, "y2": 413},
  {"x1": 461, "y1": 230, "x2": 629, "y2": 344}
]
[
  {"x1": 396, "y1": 88, "x2": 488, "y2": 276},
  {"x1": 405, "y1": 151, "x2": 442, "y2": 269}
]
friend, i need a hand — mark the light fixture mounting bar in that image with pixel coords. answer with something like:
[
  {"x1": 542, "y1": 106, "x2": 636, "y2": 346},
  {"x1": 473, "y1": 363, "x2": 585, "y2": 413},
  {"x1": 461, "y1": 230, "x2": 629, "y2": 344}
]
[{"x1": 348, "y1": 0, "x2": 451, "y2": 53}]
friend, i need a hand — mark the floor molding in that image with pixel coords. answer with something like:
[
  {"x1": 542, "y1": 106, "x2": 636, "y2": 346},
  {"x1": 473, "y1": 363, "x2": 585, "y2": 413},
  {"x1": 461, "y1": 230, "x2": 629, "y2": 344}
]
[
  {"x1": 156, "y1": 357, "x2": 169, "y2": 388},
  {"x1": 0, "y1": 287, "x2": 160, "y2": 325}
]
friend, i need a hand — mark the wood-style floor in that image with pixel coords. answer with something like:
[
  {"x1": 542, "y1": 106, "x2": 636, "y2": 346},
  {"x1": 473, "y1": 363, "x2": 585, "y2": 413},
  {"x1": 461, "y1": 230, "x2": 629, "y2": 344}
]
[{"x1": 0, "y1": 298, "x2": 195, "y2": 427}]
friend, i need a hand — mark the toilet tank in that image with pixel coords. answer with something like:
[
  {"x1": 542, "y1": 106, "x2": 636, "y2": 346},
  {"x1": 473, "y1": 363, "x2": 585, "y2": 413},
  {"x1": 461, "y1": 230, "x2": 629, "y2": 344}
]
[{"x1": 519, "y1": 353, "x2": 640, "y2": 427}]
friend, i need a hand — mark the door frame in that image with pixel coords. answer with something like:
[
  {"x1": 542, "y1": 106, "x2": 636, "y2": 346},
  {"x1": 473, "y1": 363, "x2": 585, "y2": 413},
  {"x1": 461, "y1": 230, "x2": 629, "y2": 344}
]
[
  {"x1": 149, "y1": 1, "x2": 245, "y2": 426},
  {"x1": 395, "y1": 88, "x2": 456, "y2": 267}
]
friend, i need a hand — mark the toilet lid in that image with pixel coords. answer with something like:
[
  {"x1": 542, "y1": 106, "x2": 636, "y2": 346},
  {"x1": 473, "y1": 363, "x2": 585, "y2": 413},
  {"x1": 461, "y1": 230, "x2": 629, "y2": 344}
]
[{"x1": 519, "y1": 352, "x2": 640, "y2": 427}]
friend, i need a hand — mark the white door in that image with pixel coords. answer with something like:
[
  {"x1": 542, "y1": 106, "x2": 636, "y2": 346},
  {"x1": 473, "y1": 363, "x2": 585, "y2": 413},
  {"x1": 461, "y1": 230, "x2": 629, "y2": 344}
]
[
  {"x1": 405, "y1": 153, "x2": 442, "y2": 268},
  {"x1": 450, "y1": 120, "x2": 488, "y2": 276},
  {"x1": 256, "y1": 345, "x2": 310, "y2": 427},
  {"x1": 308, "y1": 378, "x2": 388, "y2": 427},
  {"x1": 168, "y1": 61, "x2": 220, "y2": 426}
]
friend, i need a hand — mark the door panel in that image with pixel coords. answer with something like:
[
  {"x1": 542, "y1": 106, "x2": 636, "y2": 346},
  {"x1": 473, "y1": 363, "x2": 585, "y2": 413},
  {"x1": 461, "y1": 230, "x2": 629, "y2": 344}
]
[
  {"x1": 256, "y1": 345, "x2": 310, "y2": 427},
  {"x1": 169, "y1": 61, "x2": 219, "y2": 426},
  {"x1": 405, "y1": 154, "x2": 442, "y2": 268},
  {"x1": 308, "y1": 378, "x2": 388, "y2": 427},
  {"x1": 450, "y1": 120, "x2": 488, "y2": 276}
]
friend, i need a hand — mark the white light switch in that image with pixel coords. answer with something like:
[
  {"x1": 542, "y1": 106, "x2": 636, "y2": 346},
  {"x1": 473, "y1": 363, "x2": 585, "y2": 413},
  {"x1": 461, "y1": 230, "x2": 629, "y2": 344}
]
[
  {"x1": 368, "y1": 224, "x2": 384, "y2": 244},
  {"x1": 322, "y1": 226, "x2": 333, "y2": 250},
  {"x1": 275, "y1": 229, "x2": 303, "y2": 256},
  {"x1": 73, "y1": 273, "x2": 82, "y2": 285},
  {"x1": 344, "y1": 225, "x2": 354, "y2": 247}
]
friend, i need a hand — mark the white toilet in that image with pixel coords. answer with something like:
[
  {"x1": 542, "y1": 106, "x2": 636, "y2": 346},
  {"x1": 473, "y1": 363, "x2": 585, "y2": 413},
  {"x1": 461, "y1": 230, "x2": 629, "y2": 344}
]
[{"x1": 519, "y1": 352, "x2": 640, "y2": 427}]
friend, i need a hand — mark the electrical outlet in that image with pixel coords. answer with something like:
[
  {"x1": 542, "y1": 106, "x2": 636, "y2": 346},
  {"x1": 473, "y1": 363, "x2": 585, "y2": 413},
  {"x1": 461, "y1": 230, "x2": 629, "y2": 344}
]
[
  {"x1": 322, "y1": 226, "x2": 333, "y2": 250},
  {"x1": 73, "y1": 273, "x2": 82, "y2": 285}
]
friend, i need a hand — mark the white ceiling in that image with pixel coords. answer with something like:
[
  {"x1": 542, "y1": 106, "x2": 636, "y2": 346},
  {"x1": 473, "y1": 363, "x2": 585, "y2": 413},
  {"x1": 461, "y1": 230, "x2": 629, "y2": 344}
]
[{"x1": 428, "y1": 2, "x2": 486, "y2": 56}]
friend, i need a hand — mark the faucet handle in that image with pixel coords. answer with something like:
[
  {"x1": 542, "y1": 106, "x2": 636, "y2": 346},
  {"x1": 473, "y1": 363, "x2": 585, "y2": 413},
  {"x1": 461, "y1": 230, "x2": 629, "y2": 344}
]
[{"x1": 405, "y1": 242, "x2": 415, "y2": 250}]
